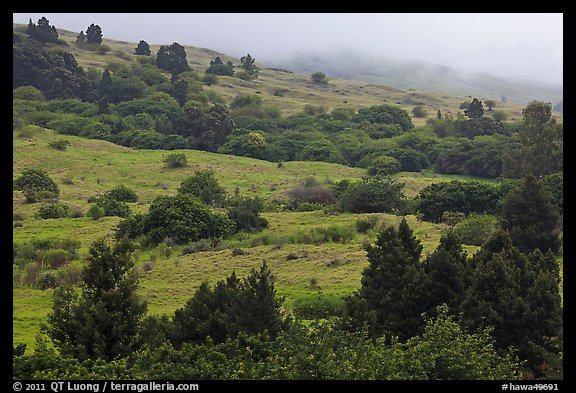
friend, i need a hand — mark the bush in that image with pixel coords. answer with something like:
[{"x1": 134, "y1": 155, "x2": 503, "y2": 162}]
[
  {"x1": 339, "y1": 176, "x2": 407, "y2": 214},
  {"x1": 95, "y1": 196, "x2": 131, "y2": 218},
  {"x1": 412, "y1": 105, "x2": 428, "y2": 118},
  {"x1": 178, "y1": 169, "x2": 227, "y2": 207},
  {"x1": 293, "y1": 292, "x2": 345, "y2": 319},
  {"x1": 104, "y1": 185, "x2": 138, "y2": 202},
  {"x1": 116, "y1": 194, "x2": 233, "y2": 245},
  {"x1": 453, "y1": 214, "x2": 498, "y2": 246},
  {"x1": 87, "y1": 205, "x2": 105, "y2": 220},
  {"x1": 67, "y1": 206, "x2": 84, "y2": 218},
  {"x1": 227, "y1": 196, "x2": 269, "y2": 233},
  {"x1": 13, "y1": 86, "x2": 46, "y2": 101},
  {"x1": 355, "y1": 215, "x2": 380, "y2": 233},
  {"x1": 14, "y1": 169, "x2": 60, "y2": 203},
  {"x1": 416, "y1": 180, "x2": 501, "y2": 222},
  {"x1": 367, "y1": 156, "x2": 401, "y2": 176},
  {"x1": 285, "y1": 185, "x2": 336, "y2": 206},
  {"x1": 163, "y1": 152, "x2": 188, "y2": 168},
  {"x1": 37, "y1": 203, "x2": 68, "y2": 219}
]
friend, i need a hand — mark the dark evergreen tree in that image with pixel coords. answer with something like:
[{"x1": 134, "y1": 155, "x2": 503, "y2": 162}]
[
  {"x1": 156, "y1": 42, "x2": 189, "y2": 74},
  {"x1": 348, "y1": 219, "x2": 426, "y2": 340},
  {"x1": 500, "y1": 176, "x2": 561, "y2": 254},
  {"x1": 170, "y1": 262, "x2": 286, "y2": 346},
  {"x1": 85, "y1": 23, "x2": 103, "y2": 44},
  {"x1": 26, "y1": 16, "x2": 59, "y2": 43},
  {"x1": 503, "y1": 101, "x2": 563, "y2": 178},
  {"x1": 134, "y1": 40, "x2": 151, "y2": 56},
  {"x1": 46, "y1": 238, "x2": 147, "y2": 360},
  {"x1": 170, "y1": 77, "x2": 188, "y2": 106},
  {"x1": 460, "y1": 231, "x2": 562, "y2": 378},
  {"x1": 76, "y1": 31, "x2": 86, "y2": 45},
  {"x1": 98, "y1": 69, "x2": 114, "y2": 101},
  {"x1": 464, "y1": 98, "x2": 484, "y2": 119},
  {"x1": 422, "y1": 231, "x2": 469, "y2": 314},
  {"x1": 240, "y1": 53, "x2": 258, "y2": 78}
]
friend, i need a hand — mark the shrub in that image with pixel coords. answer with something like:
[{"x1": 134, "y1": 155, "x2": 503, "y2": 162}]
[
  {"x1": 367, "y1": 156, "x2": 401, "y2": 176},
  {"x1": 67, "y1": 206, "x2": 84, "y2": 218},
  {"x1": 48, "y1": 139, "x2": 71, "y2": 151},
  {"x1": 116, "y1": 194, "x2": 233, "y2": 245},
  {"x1": 227, "y1": 196, "x2": 269, "y2": 232},
  {"x1": 417, "y1": 180, "x2": 501, "y2": 222},
  {"x1": 355, "y1": 215, "x2": 380, "y2": 233},
  {"x1": 14, "y1": 169, "x2": 60, "y2": 203},
  {"x1": 453, "y1": 214, "x2": 498, "y2": 246},
  {"x1": 178, "y1": 169, "x2": 227, "y2": 207},
  {"x1": 104, "y1": 185, "x2": 138, "y2": 202},
  {"x1": 412, "y1": 105, "x2": 428, "y2": 118},
  {"x1": 285, "y1": 185, "x2": 336, "y2": 206},
  {"x1": 13, "y1": 86, "x2": 46, "y2": 101},
  {"x1": 293, "y1": 292, "x2": 346, "y2": 319},
  {"x1": 37, "y1": 203, "x2": 68, "y2": 219},
  {"x1": 87, "y1": 205, "x2": 105, "y2": 220},
  {"x1": 95, "y1": 196, "x2": 131, "y2": 218},
  {"x1": 339, "y1": 176, "x2": 407, "y2": 214},
  {"x1": 163, "y1": 152, "x2": 188, "y2": 168}
]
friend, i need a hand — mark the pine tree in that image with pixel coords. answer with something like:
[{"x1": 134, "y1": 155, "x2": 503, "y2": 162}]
[
  {"x1": 134, "y1": 40, "x2": 151, "y2": 56},
  {"x1": 156, "y1": 42, "x2": 189, "y2": 74},
  {"x1": 500, "y1": 176, "x2": 561, "y2": 254},
  {"x1": 460, "y1": 230, "x2": 562, "y2": 377},
  {"x1": 85, "y1": 23, "x2": 103, "y2": 44},
  {"x1": 422, "y1": 231, "x2": 469, "y2": 314},
  {"x1": 464, "y1": 98, "x2": 484, "y2": 119},
  {"x1": 76, "y1": 31, "x2": 86, "y2": 45},
  {"x1": 354, "y1": 220, "x2": 427, "y2": 340},
  {"x1": 46, "y1": 238, "x2": 147, "y2": 360}
]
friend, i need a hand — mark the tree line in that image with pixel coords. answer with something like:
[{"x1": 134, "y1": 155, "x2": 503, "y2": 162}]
[{"x1": 14, "y1": 18, "x2": 562, "y2": 181}]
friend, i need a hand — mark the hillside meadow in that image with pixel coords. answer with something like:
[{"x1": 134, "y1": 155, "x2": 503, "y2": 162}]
[{"x1": 13, "y1": 126, "x2": 492, "y2": 351}]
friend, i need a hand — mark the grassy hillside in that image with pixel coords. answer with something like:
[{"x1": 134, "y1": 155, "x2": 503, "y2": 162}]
[
  {"x1": 14, "y1": 126, "x2": 491, "y2": 351},
  {"x1": 12, "y1": 24, "x2": 562, "y2": 358},
  {"x1": 15, "y1": 22, "x2": 554, "y2": 128},
  {"x1": 273, "y1": 51, "x2": 563, "y2": 107}
]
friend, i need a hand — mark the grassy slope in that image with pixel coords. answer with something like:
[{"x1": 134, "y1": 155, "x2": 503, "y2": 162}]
[
  {"x1": 15, "y1": 23, "x2": 550, "y2": 126},
  {"x1": 14, "y1": 127, "x2": 485, "y2": 351},
  {"x1": 13, "y1": 25, "x2": 561, "y2": 352}
]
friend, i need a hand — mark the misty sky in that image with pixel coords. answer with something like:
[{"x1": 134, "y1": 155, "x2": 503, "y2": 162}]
[{"x1": 13, "y1": 13, "x2": 563, "y2": 86}]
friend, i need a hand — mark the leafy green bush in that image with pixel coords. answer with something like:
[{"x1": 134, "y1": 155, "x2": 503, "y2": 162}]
[
  {"x1": 339, "y1": 176, "x2": 407, "y2": 214},
  {"x1": 87, "y1": 205, "x2": 105, "y2": 220},
  {"x1": 48, "y1": 139, "x2": 71, "y2": 151},
  {"x1": 104, "y1": 185, "x2": 138, "y2": 202},
  {"x1": 116, "y1": 194, "x2": 233, "y2": 245},
  {"x1": 178, "y1": 169, "x2": 227, "y2": 207},
  {"x1": 14, "y1": 169, "x2": 60, "y2": 203},
  {"x1": 417, "y1": 180, "x2": 501, "y2": 222},
  {"x1": 452, "y1": 214, "x2": 498, "y2": 246},
  {"x1": 95, "y1": 196, "x2": 131, "y2": 218},
  {"x1": 37, "y1": 203, "x2": 68, "y2": 219},
  {"x1": 226, "y1": 196, "x2": 269, "y2": 232},
  {"x1": 367, "y1": 156, "x2": 401, "y2": 176},
  {"x1": 163, "y1": 152, "x2": 187, "y2": 168}
]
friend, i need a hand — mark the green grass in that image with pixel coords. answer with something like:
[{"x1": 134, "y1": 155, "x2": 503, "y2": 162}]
[
  {"x1": 12, "y1": 127, "x2": 496, "y2": 350},
  {"x1": 13, "y1": 288, "x2": 54, "y2": 352}
]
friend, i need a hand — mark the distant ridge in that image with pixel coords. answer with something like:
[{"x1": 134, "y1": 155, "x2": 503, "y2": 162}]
[{"x1": 267, "y1": 50, "x2": 563, "y2": 106}]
